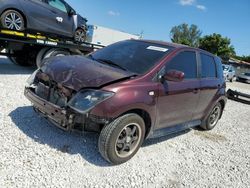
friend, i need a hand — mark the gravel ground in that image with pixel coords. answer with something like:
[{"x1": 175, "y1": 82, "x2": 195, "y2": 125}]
[{"x1": 0, "y1": 57, "x2": 250, "y2": 188}]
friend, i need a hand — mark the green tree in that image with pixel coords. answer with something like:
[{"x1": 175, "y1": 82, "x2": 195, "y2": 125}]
[
  {"x1": 170, "y1": 23, "x2": 202, "y2": 47},
  {"x1": 234, "y1": 55, "x2": 250, "y2": 63},
  {"x1": 199, "y1": 33, "x2": 236, "y2": 59}
]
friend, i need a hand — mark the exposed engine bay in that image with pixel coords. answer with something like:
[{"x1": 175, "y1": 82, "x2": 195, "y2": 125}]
[
  {"x1": 25, "y1": 70, "x2": 109, "y2": 132},
  {"x1": 35, "y1": 71, "x2": 73, "y2": 108}
]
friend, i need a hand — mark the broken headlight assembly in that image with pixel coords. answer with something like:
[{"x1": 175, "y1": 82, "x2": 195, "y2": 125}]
[{"x1": 68, "y1": 90, "x2": 114, "y2": 114}]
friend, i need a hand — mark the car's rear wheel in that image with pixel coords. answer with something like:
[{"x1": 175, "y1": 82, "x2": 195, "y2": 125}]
[
  {"x1": 1, "y1": 10, "x2": 25, "y2": 31},
  {"x1": 98, "y1": 113, "x2": 145, "y2": 165},
  {"x1": 7, "y1": 49, "x2": 37, "y2": 66},
  {"x1": 74, "y1": 28, "x2": 86, "y2": 43},
  {"x1": 200, "y1": 103, "x2": 222, "y2": 130}
]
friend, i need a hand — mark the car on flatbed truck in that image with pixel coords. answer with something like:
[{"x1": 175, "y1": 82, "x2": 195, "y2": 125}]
[
  {"x1": 0, "y1": 0, "x2": 87, "y2": 43},
  {"x1": 0, "y1": 29, "x2": 103, "y2": 67},
  {"x1": 25, "y1": 40, "x2": 227, "y2": 164}
]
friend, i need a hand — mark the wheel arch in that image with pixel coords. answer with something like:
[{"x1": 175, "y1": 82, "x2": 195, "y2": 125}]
[
  {"x1": 120, "y1": 108, "x2": 153, "y2": 139},
  {"x1": 76, "y1": 26, "x2": 87, "y2": 31},
  {"x1": 218, "y1": 98, "x2": 226, "y2": 118},
  {"x1": 202, "y1": 96, "x2": 227, "y2": 123}
]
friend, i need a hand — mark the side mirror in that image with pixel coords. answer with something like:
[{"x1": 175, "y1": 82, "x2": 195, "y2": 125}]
[
  {"x1": 68, "y1": 9, "x2": 76, "y2": 16},
  {"x1": 163, "y1": 70, "x2": 185, "y2": 82}
]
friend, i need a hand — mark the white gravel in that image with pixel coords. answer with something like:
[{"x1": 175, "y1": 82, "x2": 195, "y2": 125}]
[{"x1": 0, "y1": 57, "x2": 250, "y2": 188}]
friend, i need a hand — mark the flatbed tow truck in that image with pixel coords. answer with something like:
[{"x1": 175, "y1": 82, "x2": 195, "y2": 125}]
[{"x1": 0, "y1": 29, "x2": 104, "y2": 67}]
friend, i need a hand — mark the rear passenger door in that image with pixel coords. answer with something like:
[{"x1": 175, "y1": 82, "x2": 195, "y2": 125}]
[{"x1": 193, "y1": 53, "x2": 220, "y2": 120}]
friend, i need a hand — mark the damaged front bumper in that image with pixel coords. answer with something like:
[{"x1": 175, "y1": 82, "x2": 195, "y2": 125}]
[{"x1": 24, "y1": 88, "x2": 110, "y2": 132}]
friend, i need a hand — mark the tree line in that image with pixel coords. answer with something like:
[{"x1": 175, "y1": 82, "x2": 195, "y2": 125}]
[{"x1": 170, "y1": 23, "x2": 249, "y2": 62}]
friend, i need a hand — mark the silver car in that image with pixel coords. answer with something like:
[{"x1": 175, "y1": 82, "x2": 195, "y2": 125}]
[
  {"x1": 222, "y1": 64, "x2": 236, "y2": 82},
  {"x1": 237, "y1": 72, "x2": 250, "y2": 84}
]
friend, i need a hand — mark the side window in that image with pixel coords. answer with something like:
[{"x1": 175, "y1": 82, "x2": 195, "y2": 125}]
[
  {"x1": 165, "y1": 51, "x2": 197, "y2": 79},
  {"x1": 215, "y1": 56, "x2": 223, "y2": 79},
  {"x1": 200, "y1": 53, "x2": 217, "y2": 78},
  {"x1": 33, "y1": 0, "x2": 46, "y2": 3},
  {"x1": 47, "y1": 0, "x2": 68, "y2": 13}
]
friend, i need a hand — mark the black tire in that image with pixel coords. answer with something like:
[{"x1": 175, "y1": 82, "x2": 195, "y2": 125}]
[
  {"x1": 74, "y1": 28, "x2": 86, "y2": 43},
  {"x1": 1, "y1": 10, "x2": 25, "y2": 31},
  {"x1": 8, "y1": 49, "x2": 37, "y2": 67},
  {"x1": 38, "y1": 48, "x2": 70, "y2": 67},
  {"x1": 36, "y1": 47, "x2": 50, "y2": 68},
  {"x1": 43, "y1": 48, "x2": 70, "y2": 59},
  {"x1": 200, "y1": 103, "x2": 222, "y2": 130},
  {"x1": 98, "y1": 113, "x2": 145, "y2": 165}
]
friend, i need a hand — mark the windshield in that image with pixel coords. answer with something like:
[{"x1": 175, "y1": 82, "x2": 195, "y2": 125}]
[{"x1": 90, "y1": 40, "x2": 174, "y2": 74}]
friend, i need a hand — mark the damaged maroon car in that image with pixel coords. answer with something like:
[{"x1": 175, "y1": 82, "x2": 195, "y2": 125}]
[{"x1": 25, "y1": 40, "x2": 227, "y2": 164}]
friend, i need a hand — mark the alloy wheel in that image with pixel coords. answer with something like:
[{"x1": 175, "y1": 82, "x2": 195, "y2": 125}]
[
  {"x1": 208, "y1": 106, "x2": 221, "y2": 127},
  {"x1": 115, "y1": 123, "x2": 142, "y2": 158},
  {"x1": 74, "y1": 29, "x2": 86, "y2": 43},
  {"x1": 4, "y1": 12, "x2": 23, "y2": 30}
]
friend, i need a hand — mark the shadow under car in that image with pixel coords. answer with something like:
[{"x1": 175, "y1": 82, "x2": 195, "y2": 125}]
[
  {"x1": 9, "y1": 106, "x2": 191, "y2": 166},
  {"x1": 0, "y1": 56, "x2": 35, "y2": 75}
]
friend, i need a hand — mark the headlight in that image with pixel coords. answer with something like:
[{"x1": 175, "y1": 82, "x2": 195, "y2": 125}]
[
  {"x1": 26, "y1": 70, "x2": 39, "y2": 85},
  {"x1": 68, "y1": 90, "x2": 114, "y2": 113}
]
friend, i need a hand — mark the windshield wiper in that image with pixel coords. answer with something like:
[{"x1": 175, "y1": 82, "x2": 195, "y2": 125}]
[{"x1": 96, "y1": 58, "x2": 128, "y2": 71}]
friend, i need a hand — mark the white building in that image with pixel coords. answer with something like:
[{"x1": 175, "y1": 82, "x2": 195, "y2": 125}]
[{"x1": 86, "y1": 25, "x2": 141, "y2": 46}]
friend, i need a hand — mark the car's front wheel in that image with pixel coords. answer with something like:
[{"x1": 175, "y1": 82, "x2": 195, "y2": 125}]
[
  {"x1": 74, "y1": 28, "x2": 86, "y2": 43},
  {"x1": 98, "y1": 113, "x2": 145, "y2": 165},
  {"x1": 1, "y1": 10, "x2": 25, "y2": 31}
]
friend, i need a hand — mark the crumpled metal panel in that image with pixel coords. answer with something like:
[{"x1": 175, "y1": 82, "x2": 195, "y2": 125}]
[{"x1": 41, "y1": 56, "x2": 133, "y2": 91}]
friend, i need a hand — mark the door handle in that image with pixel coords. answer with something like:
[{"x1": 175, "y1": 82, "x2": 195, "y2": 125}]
[{"x1": 56, "y1": 17, "x2": 63, "y2": 23}]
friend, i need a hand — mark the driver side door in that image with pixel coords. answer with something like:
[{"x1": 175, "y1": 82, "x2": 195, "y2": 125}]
[{"x1": 45, "y1": 0, "x2": 74, "y2": 37}]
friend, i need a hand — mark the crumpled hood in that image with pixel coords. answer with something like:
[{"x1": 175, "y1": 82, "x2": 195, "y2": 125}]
[{"x1": 41, "y1": 56, "x2": 134, "y2": 91}]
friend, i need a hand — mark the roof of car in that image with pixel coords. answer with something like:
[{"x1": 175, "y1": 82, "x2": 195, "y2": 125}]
[
  {"x1": 137, "y1": 39, "x2": 189, "y2": 48},
  {"x1": 135, "y1": 39, "x2": 216, "y2": 56}
]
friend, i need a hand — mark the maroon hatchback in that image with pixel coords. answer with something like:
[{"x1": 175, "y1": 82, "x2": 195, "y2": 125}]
[{"x1": 25, "y1": 40, "x2": 227, "y2": 164}]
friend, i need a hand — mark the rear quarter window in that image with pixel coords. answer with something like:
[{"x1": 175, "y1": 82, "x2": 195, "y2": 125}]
[
  {"x1": 200, "y1": 53, "x2": 217, "y2": 78},
  {"x1": 215, "y1": 57, "x2": 223, "y2": 79}
]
